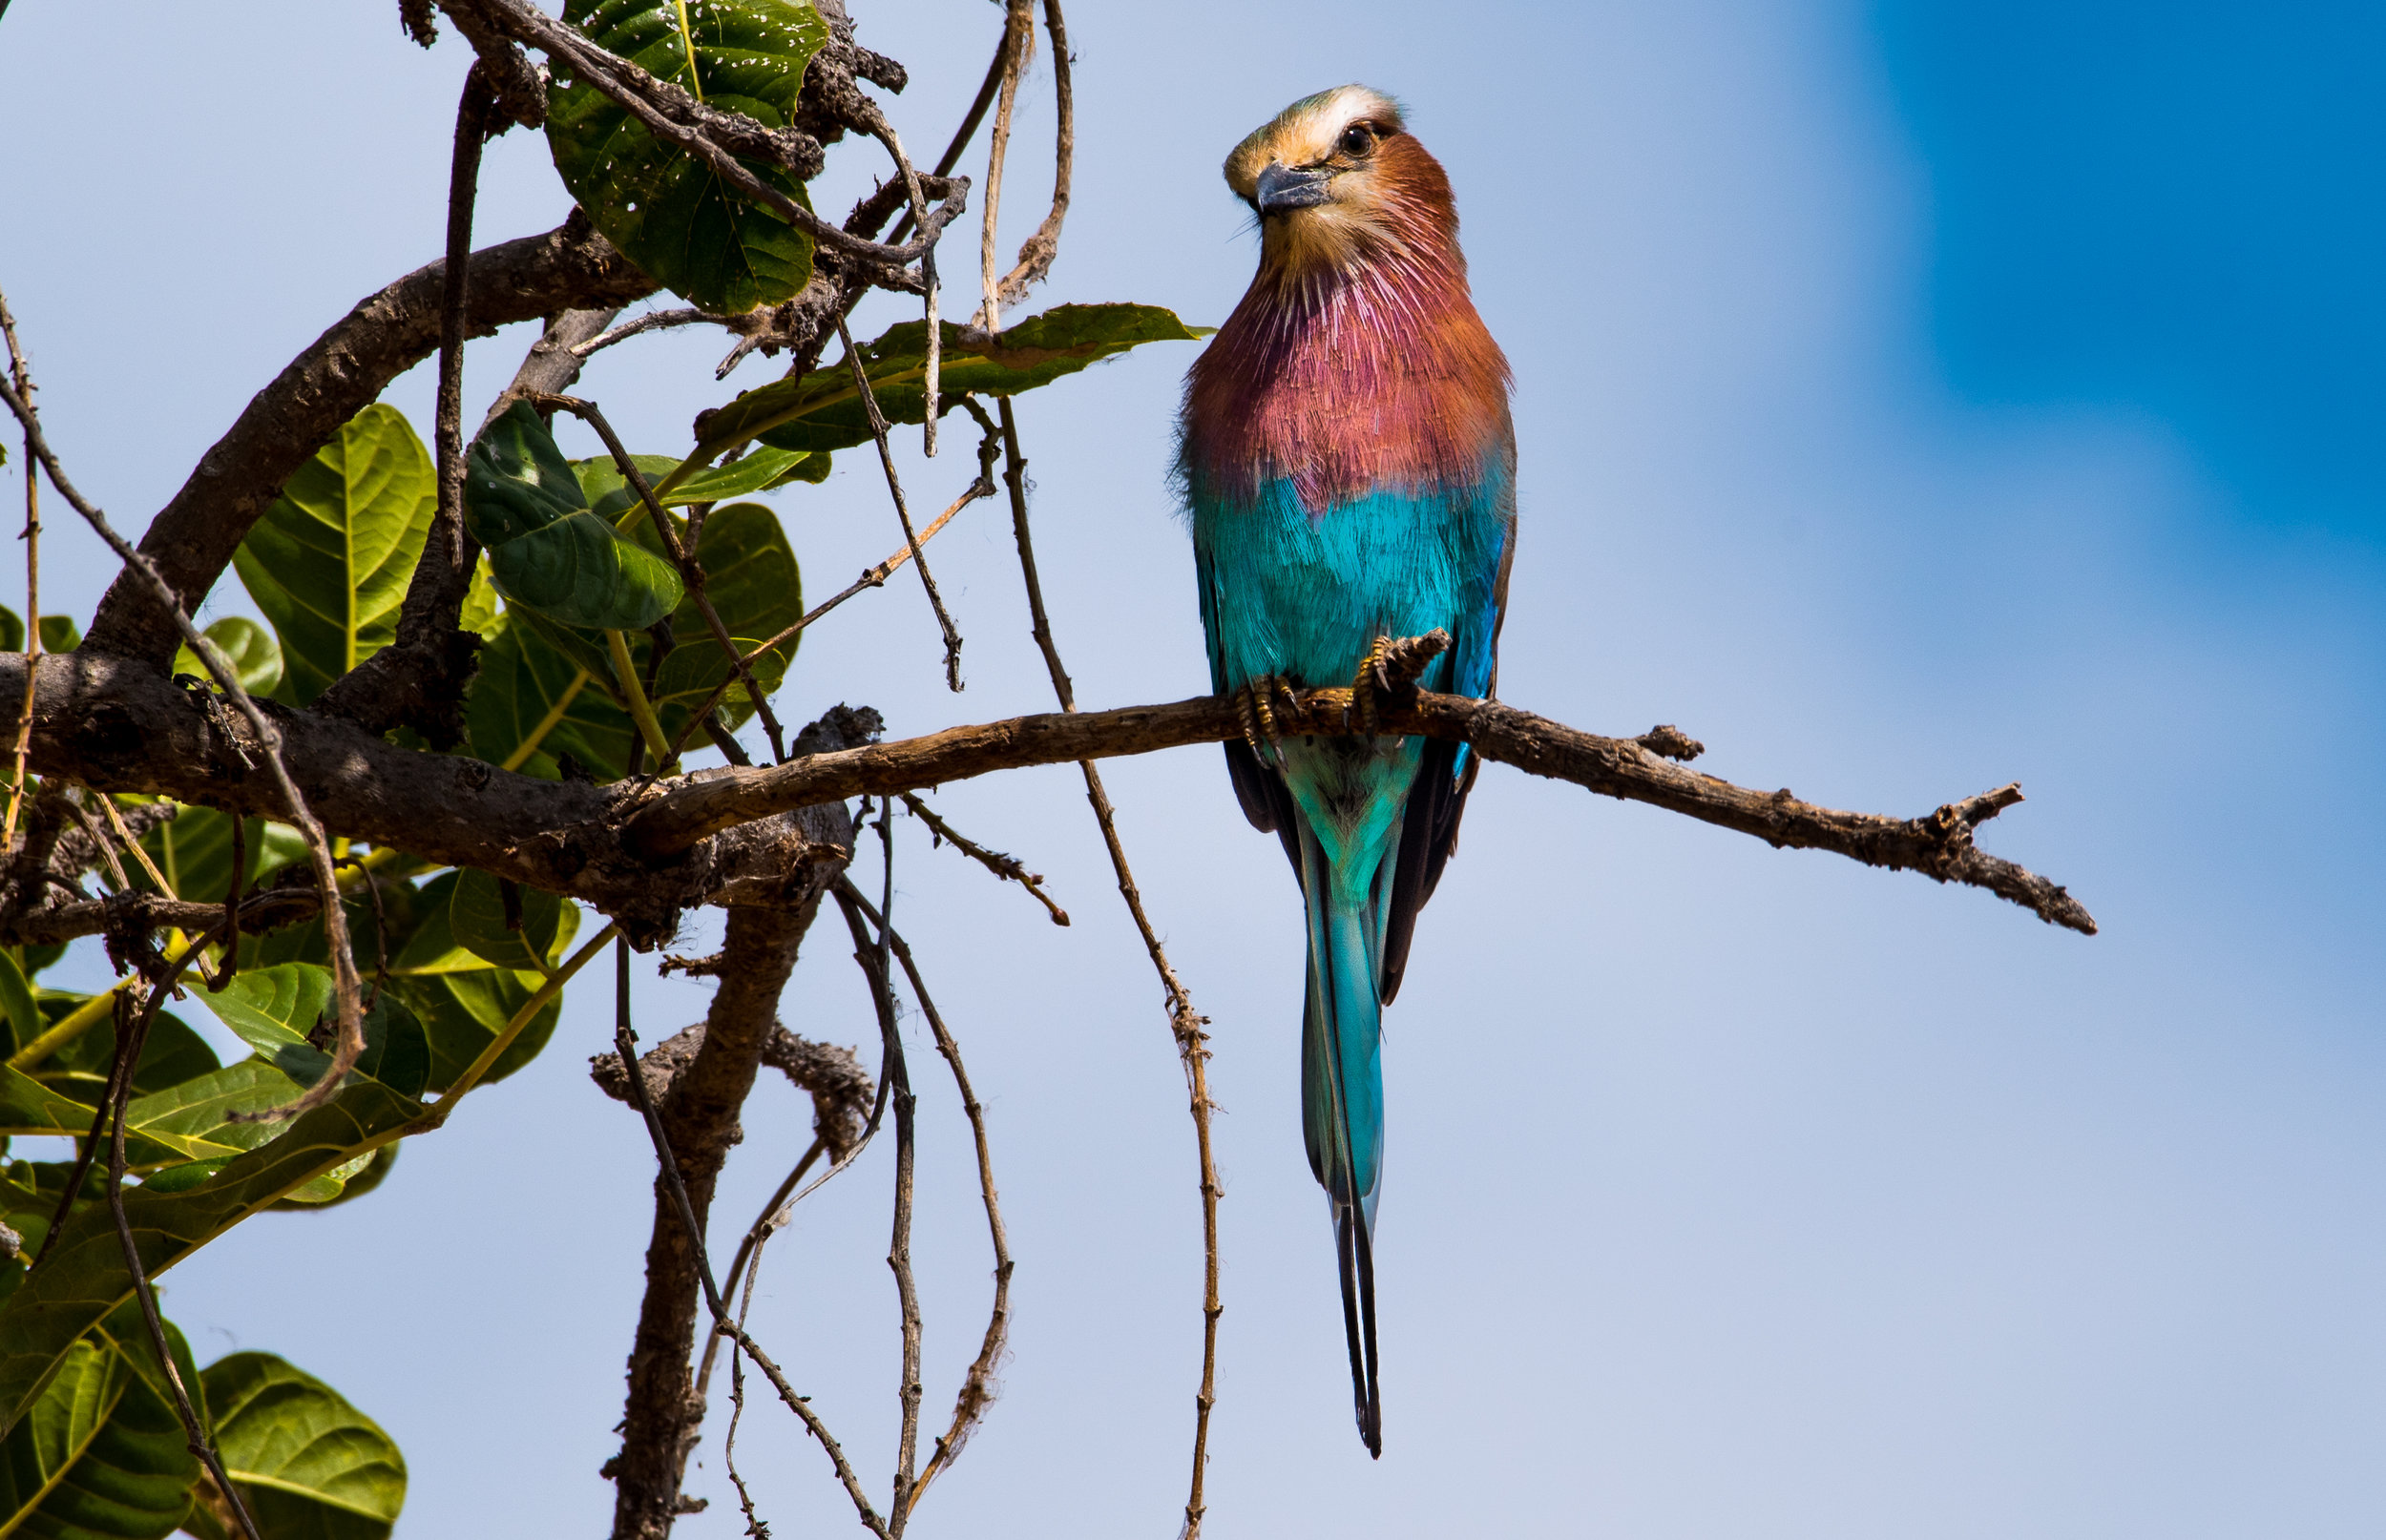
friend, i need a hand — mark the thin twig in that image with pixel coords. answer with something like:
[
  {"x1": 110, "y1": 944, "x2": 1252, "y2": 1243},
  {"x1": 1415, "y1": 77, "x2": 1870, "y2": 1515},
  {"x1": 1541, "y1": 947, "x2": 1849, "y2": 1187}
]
[
  {"x1": 988, "y1": 0, "x2": 1074, "y2": 315},
  {"x1": 0, "y1": 287, "x2": 41, "y2": 847},
  {"x1": 527, "y1": 391, "x2": 789, "y2": 761},
  {"x1": 972, "y1": 1, "x2": 1033, "y2": 330},
  {"x1": 657, "y1": 421, "x2": 1002, "y2": 768},
  {"x1": 570, "y1": 305, "x2": 720, "y2": 359},
  {"x1": 435, "y1": 67, "x2": 496, "y2": 678},
  {"x1": 996, "y1": 396, "x2": 1222, "y2": 1537},
  {"x1": 835, "y1": 314, "x2": 964, "y2": 691},
  {"x1": 835, "y1": 879, "x2": 1015, "y2": 1517},
  {"x1": 693, "y1": 1134, "x2": 827, "y2": 1402},
  {"x1": 723, "y1": 1216, "x2": 779, "y2": 1539},
  {"x1": 859, "y1": 803, "x2": 926, "y2": 1535},
  {"x1": 608, "y1": 936, "x2": 890, "y2": 1540},
  {"x1": 100, "y1": 953, "x2": 265, "y2": 1540},
  {"x1": 900, "y1": 792, "x2": 1067, "y2": 926},
  {"x1": 0, "y1": 374, "x2": 366, "y2": 1120}
]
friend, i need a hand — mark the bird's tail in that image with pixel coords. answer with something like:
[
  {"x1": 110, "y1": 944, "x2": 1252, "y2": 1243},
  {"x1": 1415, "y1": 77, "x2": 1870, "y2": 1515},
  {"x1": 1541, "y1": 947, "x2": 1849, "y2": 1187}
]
[{"x1": 1300, "y1": 828, "x2": 1387, "y2": 1458}]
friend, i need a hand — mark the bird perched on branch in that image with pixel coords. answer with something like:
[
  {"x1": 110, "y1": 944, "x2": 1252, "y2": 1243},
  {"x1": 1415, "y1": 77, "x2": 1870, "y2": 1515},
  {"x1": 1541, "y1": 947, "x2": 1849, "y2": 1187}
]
[{"x1": 1177, "y1": 85, "x2": 1514, "y2": 1457}]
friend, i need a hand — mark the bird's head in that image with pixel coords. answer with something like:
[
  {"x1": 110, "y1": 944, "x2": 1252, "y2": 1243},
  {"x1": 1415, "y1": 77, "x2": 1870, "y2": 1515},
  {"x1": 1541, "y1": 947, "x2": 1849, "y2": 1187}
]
[{"x1": 1224, "y1": 86, "x2": 1446, "y2": 279}]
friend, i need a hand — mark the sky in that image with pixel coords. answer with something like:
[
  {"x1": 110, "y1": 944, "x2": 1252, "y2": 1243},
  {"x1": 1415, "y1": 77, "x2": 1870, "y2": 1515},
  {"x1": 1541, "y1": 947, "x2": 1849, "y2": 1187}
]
[{"x1": 4, "y1": 3, "x2": 2384, "y2": 1537}]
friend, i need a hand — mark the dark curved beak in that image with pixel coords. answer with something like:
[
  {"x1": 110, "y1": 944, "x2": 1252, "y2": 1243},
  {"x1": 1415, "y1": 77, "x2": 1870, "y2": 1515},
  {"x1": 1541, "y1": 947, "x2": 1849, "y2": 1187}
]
[{"x1": 1254, "y1": 160, "x2": 1331, "y2": 215}]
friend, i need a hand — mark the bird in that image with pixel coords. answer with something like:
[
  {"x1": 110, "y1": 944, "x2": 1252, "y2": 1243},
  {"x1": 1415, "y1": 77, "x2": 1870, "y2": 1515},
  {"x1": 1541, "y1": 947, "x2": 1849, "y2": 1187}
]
[{"x1": 1176, "y1": 85, "x2": 1514, "y2": 1458}]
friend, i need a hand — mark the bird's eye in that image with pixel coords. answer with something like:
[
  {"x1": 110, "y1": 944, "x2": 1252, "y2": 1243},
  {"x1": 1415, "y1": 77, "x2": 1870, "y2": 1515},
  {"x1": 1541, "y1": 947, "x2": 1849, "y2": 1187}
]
[{"x1": 1338, "y1": 124, "x2": 1375, "y2": 157}]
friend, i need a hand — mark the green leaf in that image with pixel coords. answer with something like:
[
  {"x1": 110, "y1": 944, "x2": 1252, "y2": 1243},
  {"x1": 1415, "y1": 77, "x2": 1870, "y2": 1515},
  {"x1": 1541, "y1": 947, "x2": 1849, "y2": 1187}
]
[
  {"x1": 124, "y1": 1060, "x2": 307, "y2": 1164},
  {"x1": 385, "y1": 969, "x2": 560, "y2": 1095},
  {"x1": 464, "y1": 404, "x2": 684, "y2": 631},
  {"x1": 196, "y1": 1353, "x2": 405, "y2": 1540},
  {"x1": 192, "y1": 968, "x2": 429, "y2": 1102},
  {"x1": 0, "y1": 611, "x2": 81, "y2": 655},
  {"x1": 0, "y1": 952, "x2": 37, "y2": 1061},
  {"x1": 231, "y1": 405, "x2": 435, "y2": 705},
  {"x1": 0, "y1": 1079, "x2": 425, "y2": 1437},
  {"x1": 456, "y1": 557, "x2": 502, "y2": 641},
  {"x1": 693, "y1": 303, "x2": 1214, "y2": 461},
  {"x1": 461, "y1": 614, "x2": 632, "y2": 780},
  {"x1": 547, "y1": 0, "x2": 831, "y2": 314},
  {"x1": 579, "y1": 445, "x2": 822, "y2": 520},
  {"x1": 0, "y1": 1307, "x2": 202, "y2": 1540},
  {"x1": 447, "y1": 870, "x2": 569, "y2": 975},
  {"x1": 170, "y1": 617, "x2": 283, "y2": 698}
]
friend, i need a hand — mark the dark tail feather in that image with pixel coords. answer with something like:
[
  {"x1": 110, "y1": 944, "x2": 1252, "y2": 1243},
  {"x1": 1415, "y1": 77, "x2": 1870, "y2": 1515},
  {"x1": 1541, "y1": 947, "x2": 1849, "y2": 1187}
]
[{"x1": 1335, "y1": 1201, "x2": 1384, "y2": 1457}]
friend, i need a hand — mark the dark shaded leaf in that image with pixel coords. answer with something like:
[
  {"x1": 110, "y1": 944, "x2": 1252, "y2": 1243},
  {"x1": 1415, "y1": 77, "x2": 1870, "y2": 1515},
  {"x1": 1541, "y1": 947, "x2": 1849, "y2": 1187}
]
[
  {"x1": 465, "y1": 404, "x2": 683, "y2": 632},
  {"x1": 193, "y1": 968, "x2": 429, "y2": 1102},
  {"x1": 447, "y1": 869, "x2": 566, "y2": 975},
  {"x1": 0, "y1": 1305, "x2": 202, "y2": 1540},
  {"x1": 547, "y1": 0, "x2": 830, "y2": 313}
]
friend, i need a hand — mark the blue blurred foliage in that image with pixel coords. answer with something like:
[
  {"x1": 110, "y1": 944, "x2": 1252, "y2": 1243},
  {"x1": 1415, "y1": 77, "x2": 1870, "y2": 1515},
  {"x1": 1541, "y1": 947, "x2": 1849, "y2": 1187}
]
[{"x1": 1875, "y1": 2, "x2": 2385, "y2": 529}]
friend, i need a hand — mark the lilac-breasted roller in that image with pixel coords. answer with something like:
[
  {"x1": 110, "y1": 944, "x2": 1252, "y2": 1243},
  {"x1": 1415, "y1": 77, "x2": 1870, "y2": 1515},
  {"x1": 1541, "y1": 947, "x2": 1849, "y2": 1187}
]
[{"x1": 1177, "y1": 86, "x2": 1514, "y2": 1457}]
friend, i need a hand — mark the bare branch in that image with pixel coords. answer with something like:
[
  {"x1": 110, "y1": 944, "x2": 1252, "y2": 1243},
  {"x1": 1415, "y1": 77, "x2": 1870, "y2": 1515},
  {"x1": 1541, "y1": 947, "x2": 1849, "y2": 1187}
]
[
  {"x1": 994, "y1": 399, "x2": 1219, "y2": 1534},
  {"x1": 837, "y1": 315, "x2": 965, "y2": 691},
  {"x1": 900, "y1": 791, "x2": 1068, "y2": 926}
]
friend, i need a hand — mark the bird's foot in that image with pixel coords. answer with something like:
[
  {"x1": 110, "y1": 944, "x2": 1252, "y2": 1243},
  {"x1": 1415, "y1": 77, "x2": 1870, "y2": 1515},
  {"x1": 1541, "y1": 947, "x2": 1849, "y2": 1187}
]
[
  {"x1": 1234, "y1": 674, "x2": 1299, "y2": 763},
  {"x1": 1349, "y1": 629, "x2": 1455, "y2": 739}
]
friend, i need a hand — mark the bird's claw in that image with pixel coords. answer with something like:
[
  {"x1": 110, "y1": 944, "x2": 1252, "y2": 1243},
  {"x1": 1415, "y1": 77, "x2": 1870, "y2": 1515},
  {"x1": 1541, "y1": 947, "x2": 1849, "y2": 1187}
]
[
  {"x1": 1350, "y1": 635, "x2": 1398, "y2": 739},
  {"x1": 1234, "y1": 674, "x2": 1298, "y2": 764}
]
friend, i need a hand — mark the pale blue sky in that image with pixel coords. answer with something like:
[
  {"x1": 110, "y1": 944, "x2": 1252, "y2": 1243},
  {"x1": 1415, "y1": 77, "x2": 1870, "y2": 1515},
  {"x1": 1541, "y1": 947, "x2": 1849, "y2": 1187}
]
[{"x1": 3, "y1": 3, "x2": 2381, "y2": 1536}]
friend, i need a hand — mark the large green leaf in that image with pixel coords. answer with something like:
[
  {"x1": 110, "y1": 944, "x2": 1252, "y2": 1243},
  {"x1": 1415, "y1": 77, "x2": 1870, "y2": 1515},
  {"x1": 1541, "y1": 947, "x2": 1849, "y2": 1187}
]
[
  {"x1": 0, "y1": 1306, "x2": 203, "y2": 1540},
  {"x1": 189, "y1": 1355, "x2": 404, "y2": 1540},
  {"x1": 232, "y1": 406, "x2": 434, "y2": 705},
  {"x1": 460, "y1": 614, "x2": 632, "y2": 780},
  {"x1": 547, "y1": 0, "x2": 831, "y2": 313},
  {"x1": 386, "y1": 886, "x2": 564, "y2": 1093},
  {"x1": 464, "y1": 404, "x2": 683, "y2": 632},
  {"x1": 692, "y1": 304, "x2": 1214, "y2": 461},
  {"x1": 0, "y1": 1078, "x2": 425, "y2": 1436},
  {"x1": 169, "y1": 618, "x2": 283, "y2": 699},
  {"x1": 446, "y1": 871, "x2": 569, "y2": 976}
]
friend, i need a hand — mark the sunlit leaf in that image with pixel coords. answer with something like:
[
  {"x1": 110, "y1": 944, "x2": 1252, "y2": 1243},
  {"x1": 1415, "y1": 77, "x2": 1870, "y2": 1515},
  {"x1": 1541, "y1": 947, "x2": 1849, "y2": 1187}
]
[
  {"x1": 579, "y1": 445, "x2": 823, "y2": 520},
  {"x1": 232, "y1": 405, "x2": 435, "y2": 704},
  {"x1": 193, "y1": 1353, "x2": 406, "y2": 1540},
  {"x1": 448, "y1": 869, "x2": 569, "y2": 975},
  {"x1": 0, "y1": 1079, "x2": 424, "y2": 1436}
]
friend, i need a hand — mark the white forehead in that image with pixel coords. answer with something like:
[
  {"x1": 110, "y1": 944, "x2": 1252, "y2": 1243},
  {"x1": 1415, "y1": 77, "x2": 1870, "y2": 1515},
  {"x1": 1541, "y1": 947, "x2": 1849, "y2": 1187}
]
[{"x1": 1224, "y1": 85, "x2": 1405, "y2": 195}]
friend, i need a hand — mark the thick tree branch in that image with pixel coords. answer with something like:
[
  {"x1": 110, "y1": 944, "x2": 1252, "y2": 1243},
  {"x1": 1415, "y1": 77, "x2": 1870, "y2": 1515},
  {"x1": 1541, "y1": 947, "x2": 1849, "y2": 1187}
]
[
  {"x1": 1, "y1": 651, "x2": 2093, "y2": 934},
  {"x1": 82, "y1": 215, "x2": 657, "y2": 663}
]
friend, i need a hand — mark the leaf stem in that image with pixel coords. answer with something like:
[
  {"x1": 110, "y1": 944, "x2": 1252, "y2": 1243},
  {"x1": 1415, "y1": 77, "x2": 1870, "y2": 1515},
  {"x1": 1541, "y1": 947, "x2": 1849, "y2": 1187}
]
[
  {"x1": 431, "y1": 921, "x2": 618, "y2": 1111},
  {"x1": 605, "y1": 629, "x2": 674, "y2": 769},
  {"x1": 500, "y1": 666, "x2": 592, "y2": 773}
]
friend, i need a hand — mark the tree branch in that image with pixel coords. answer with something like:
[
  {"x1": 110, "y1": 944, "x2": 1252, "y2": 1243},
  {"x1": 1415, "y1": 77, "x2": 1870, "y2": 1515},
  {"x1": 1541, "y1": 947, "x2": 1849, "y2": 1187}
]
[{"x1": 81, "y1": 215, "x2": 657, "y2": 663}]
